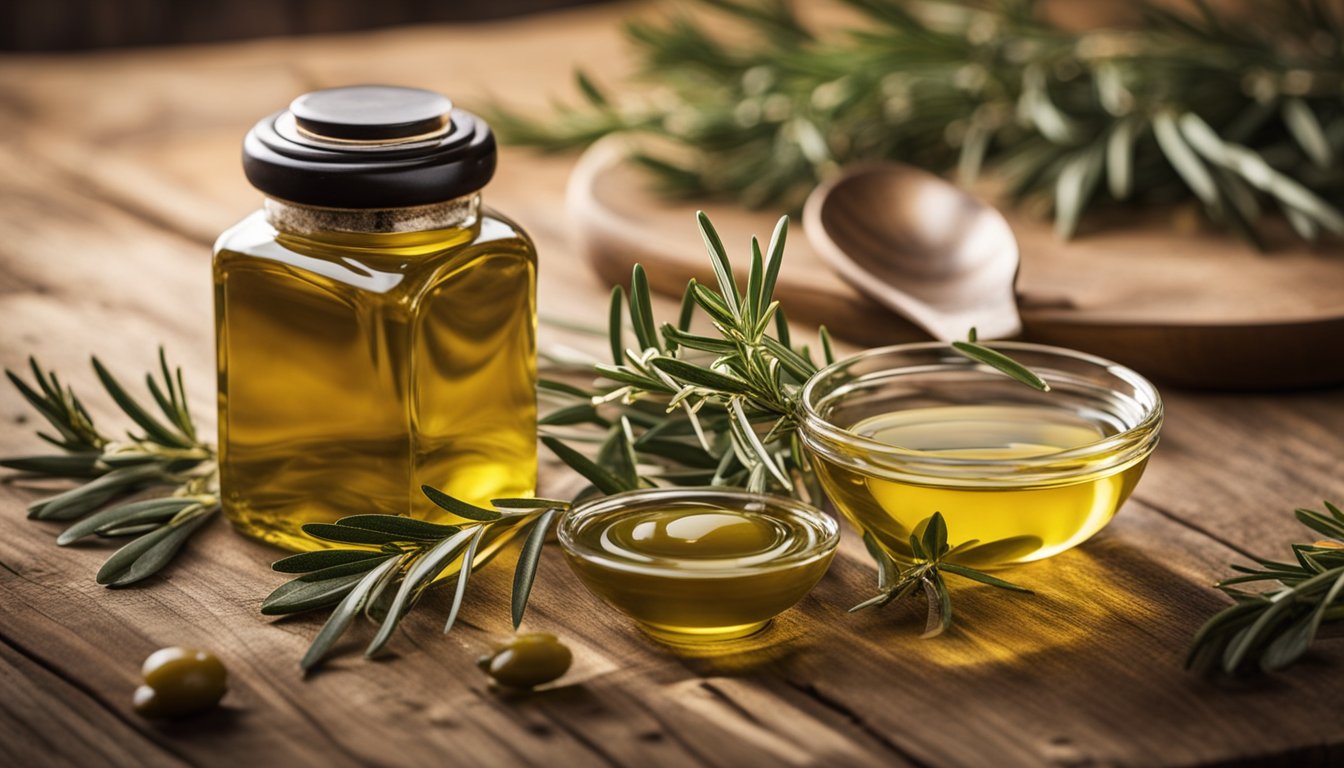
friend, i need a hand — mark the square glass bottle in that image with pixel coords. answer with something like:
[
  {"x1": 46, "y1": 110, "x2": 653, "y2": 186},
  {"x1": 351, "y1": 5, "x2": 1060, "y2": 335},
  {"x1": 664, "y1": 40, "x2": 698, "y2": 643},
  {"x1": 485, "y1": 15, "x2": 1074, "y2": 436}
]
[{"x1": 213, "y1": 86, "x2": 536, "y2": 552}]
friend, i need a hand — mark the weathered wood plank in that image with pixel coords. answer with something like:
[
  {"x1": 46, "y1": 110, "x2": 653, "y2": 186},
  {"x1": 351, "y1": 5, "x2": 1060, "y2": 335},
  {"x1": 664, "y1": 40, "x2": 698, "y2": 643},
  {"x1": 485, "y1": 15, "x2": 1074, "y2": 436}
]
[{"x1": 0, "y1": 635, "x2": 184, "y2": 768}]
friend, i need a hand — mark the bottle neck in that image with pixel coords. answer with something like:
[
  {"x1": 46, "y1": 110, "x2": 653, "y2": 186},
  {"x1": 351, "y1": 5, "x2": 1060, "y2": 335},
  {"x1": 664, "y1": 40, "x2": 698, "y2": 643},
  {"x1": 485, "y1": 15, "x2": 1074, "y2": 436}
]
[{"x1": 264, "y1": 193, "x2": 481, "y2": 238}]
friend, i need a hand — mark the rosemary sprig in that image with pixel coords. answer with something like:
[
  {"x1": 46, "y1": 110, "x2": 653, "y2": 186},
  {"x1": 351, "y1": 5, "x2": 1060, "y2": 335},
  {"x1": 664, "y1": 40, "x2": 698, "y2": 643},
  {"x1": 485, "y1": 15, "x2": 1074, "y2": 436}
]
[
  {"x1": 260, "y1": 487, "x2": 568, "y2": 673},
  {"x1": 489, "y1": 0, "x2": 1344, "y2": 245},
  {"x1": 3, "y1": 350, "x2": 218, "y2": 586},
  {"x1": 1187, "y1": 501, "x2": 1344, "y2": 675},
  {"x1": 850, "y1": 512, "x2": 1032, "y2": 638},
  {"x1": 536, "y1": 211, "x2": 1044, "y2": 633}
]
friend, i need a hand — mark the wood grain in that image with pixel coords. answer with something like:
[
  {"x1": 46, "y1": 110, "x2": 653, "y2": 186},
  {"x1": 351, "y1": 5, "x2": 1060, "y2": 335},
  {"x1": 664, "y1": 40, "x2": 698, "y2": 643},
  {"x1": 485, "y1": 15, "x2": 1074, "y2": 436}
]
[{"x1": 1, "y1": 5, "x2": 1342, "y2": 767}]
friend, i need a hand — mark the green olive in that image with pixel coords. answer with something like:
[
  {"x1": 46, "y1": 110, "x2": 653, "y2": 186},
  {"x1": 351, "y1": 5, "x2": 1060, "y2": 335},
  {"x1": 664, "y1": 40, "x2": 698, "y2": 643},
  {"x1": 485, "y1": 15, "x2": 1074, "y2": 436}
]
[
  {"x1": 135, "y1": 647, "x2": 227, "y2": 719},
  {"x1": 481, "y1": 633, "x2": 572, "y2": 689}
]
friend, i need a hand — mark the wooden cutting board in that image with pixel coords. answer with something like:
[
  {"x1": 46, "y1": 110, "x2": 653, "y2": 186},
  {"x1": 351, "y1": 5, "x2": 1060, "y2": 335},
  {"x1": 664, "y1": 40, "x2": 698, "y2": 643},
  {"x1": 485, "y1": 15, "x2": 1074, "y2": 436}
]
[{"x1": 567, "y1": 139, "x2": 1344, "y2": 390}]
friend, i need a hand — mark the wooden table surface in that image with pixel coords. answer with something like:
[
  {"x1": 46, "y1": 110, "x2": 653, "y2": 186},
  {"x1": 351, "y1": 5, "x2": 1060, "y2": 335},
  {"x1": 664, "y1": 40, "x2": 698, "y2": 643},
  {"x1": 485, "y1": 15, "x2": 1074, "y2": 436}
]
[{"x1": 2, "y1": 5, "x2": 1342, "y2": 767}]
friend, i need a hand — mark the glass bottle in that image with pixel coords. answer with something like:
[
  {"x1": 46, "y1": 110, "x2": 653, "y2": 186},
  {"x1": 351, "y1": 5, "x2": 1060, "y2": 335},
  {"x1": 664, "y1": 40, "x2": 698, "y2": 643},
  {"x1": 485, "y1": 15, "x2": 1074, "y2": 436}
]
[{"x1": 213, "y1": 85, "x2": 537, "y2": 552}]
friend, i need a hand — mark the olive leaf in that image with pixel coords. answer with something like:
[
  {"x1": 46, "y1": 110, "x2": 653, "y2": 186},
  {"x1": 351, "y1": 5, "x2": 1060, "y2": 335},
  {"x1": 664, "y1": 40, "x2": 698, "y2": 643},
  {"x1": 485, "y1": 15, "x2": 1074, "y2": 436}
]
[
  {"x1": 301, "y1": 557, "x2": 403, "y2": 673},
  {"x1": 96, "y1": 503, "x2": 217, "y2": 587},
  {"x1": 364, "y1": 527, "x2": 478, "y2": 657},
  {"x1": 27, "y1": 464, "x2": 171, "y2": 521},
  {"x1": 421, "y1": 485, "x2": 502, "y2": 521},
  {"x1": 512, "y1": 507, "x2": 562, "y2": 629},
  {"x1": 334, "y1": 514, "x2": 463, "y2": 540},
  {"x1": 261, "y1": 568, "x2": 384, "y2": 616},
  {"x1": 267, "y1": 486, "x2": 568, "y2": 673},
  {"x1": 56, "y1": 496, "x2": 198, "y2": 546},
  {"x1": 271, "y1": 549, "x2": 394, "y2": 575}
]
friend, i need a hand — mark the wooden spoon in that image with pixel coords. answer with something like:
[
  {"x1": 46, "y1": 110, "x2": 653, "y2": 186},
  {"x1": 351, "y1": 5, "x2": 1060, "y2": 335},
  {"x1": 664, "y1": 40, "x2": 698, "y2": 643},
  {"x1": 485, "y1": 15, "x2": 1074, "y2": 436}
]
[{"x1": 803, "y1": 163, "x2": 1022, "y2": 341}]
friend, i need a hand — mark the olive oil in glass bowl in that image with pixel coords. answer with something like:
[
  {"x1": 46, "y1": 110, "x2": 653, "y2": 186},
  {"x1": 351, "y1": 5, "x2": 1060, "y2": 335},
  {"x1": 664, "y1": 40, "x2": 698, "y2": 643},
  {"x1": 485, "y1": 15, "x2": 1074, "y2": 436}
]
[
  {"x1": 798, "y1": 343, "x2": 1162, "y2": 569},
  {"x1": 558, "y1": 489, "x2": 839, "y2": 644}
]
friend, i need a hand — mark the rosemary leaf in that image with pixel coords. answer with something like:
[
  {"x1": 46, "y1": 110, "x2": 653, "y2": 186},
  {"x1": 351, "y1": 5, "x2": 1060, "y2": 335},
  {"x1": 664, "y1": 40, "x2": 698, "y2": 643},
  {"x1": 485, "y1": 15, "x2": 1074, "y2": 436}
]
[
  {"x1": 541, "y1": 436, "x2": 633, "y2": 495},
  {"x1": 676, "y1": 280, "x2": 698, "y2": 332},
  {"x1": 729, "y1": 398, "x2": 790, "y2": 488},
  {"x1": 818, "y1": 326, "x2": 835, "y2": 366},
  {"x1": 746, "y1": 236, "x2": 764, "y2": 328},
  {"x1": 951, "y1": 340, "x2": 1050, "y2": 392},
  {"x1": 5, "y1": 363, "x2": 104, "y2": 452},
  {"x1": 539, "y1": 378, "x2": 594, "y2": 399},
  {"x1": 634, "y1": 437, "x2": 720, "y2": 468},
  {"x1": 629, "y1": 265, "x2": 660, "y2": 352},
  {"x1": 941, "y1": 563, "x2": 1034, "y2": 594},
  {"x1": 0, "y1": 453, "x2": 105, "y2": 478},
  {"x1": 649, "y1": 358, "x2": 754, "y2": 394},
  {"x1": 608, "y1": 285, "x2": 626, "y2": 365},
  {"x1": 862, "y1": 531, "x2": 897, "y2": 592},
  {"x1": 539, "y1": 403, "x2": 609, "y2": 427},
  {"x1": 91, "y1": 357, "x2": 193, "y2": 449},
  {"x1": 1282, "y1": 97, "x2": 1332, "y2": 168},
  {"x1": 697, "y1": 211, "x2": 741, "y2": 315}
]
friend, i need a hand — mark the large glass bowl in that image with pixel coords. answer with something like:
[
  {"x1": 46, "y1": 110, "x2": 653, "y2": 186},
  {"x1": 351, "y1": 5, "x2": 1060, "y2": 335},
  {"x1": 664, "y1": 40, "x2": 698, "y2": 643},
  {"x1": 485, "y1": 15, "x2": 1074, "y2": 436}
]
[{"x1": 797, "y1": 342, "x2": 1162, "y2": 569}]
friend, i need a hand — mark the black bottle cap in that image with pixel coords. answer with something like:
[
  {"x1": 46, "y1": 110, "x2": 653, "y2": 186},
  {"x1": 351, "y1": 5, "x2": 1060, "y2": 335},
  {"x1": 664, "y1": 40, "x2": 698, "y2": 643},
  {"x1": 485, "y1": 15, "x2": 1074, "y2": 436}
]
[{"x1": 242, "y1": 85, "x2": 496, "y2": 209}]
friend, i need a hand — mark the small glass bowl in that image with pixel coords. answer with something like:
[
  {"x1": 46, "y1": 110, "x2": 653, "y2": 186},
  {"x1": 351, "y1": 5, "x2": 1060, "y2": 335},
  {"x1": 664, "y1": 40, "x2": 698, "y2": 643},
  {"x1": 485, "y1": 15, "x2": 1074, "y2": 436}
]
[
  {"x1": 557, "y1": 488, "x2": 839, "y2": 644},
  {"x1": 797, "y1": 342, "x2": 1161, "y2": 569}
]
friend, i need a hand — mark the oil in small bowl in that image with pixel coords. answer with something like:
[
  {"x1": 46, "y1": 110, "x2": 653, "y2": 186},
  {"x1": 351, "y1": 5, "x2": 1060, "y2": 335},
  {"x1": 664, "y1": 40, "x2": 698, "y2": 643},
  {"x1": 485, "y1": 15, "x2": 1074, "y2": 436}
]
[
  {"x1": 799, "y1": 343, "x2": 1161, "y2": 569},
  {"x1": 558, "y1": 489, "x2": 838, "y2": 644}
]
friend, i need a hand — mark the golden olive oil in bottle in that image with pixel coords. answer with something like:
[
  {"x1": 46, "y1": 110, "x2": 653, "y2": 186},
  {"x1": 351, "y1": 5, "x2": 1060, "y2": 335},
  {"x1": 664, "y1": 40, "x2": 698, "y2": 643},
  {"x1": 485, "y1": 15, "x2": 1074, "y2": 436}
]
[
  {"x1": 813, "y1": 404, "x2": 1147, "y2": 568},
  {"x1": 214, "y1": 86, "x2": 536, "y2": 552}
]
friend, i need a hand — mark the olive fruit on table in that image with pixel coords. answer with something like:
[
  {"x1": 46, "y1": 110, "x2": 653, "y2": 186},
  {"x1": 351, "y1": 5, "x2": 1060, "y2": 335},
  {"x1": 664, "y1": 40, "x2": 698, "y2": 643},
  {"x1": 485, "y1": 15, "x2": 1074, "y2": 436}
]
[
  {"x1": 133, "y1": 647, "x2": 228, "y2": 719},
  {"x1": 479, "y1": 633, "x2": 573, "y2": 689}
]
